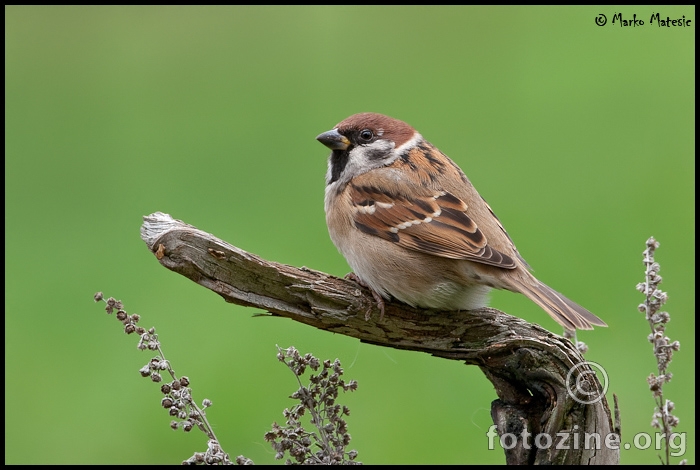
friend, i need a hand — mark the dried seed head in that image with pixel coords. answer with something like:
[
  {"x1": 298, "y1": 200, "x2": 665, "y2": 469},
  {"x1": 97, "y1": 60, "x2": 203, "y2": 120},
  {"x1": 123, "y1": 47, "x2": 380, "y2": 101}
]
[{"x1": 139, "y1": 365, "x2": 151, "y2": 377}]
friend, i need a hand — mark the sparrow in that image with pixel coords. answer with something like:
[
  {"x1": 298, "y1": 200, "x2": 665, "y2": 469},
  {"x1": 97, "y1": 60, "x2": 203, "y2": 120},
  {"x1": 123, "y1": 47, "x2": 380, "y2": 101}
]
[{"x1": 316, "y1": 112, "x2": 606, "y2": 331}]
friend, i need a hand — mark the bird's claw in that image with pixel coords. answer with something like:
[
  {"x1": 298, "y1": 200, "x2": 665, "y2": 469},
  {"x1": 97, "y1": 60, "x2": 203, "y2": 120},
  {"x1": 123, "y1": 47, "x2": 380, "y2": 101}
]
[{"x1": 345, "y1": 272, "x2": 385, "y2": 321}]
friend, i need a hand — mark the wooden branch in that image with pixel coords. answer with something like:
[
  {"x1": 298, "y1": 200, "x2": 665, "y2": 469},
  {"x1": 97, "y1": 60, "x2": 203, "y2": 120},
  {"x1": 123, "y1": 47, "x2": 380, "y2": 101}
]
[{"x1": 140, "y1": 212, "x2": 619, "y2": 465}]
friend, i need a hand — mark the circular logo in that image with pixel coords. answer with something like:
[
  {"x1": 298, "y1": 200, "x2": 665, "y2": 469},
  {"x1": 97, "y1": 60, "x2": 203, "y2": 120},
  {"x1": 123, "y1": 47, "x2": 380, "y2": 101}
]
[{"x1": 566, "y1": 360, "x2": 609, "y2": 405}]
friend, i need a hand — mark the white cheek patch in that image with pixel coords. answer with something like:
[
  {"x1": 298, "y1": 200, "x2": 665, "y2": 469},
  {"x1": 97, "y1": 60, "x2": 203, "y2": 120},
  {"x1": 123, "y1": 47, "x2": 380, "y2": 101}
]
[{"x1": 343, "y1": 140, "x2": 397, "y2": 179}]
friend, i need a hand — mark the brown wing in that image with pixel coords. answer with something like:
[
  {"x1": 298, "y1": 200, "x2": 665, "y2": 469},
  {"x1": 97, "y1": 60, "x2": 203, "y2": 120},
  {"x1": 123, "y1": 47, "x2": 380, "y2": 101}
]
[{"x1": 349, "y1": 180, "x2": 517, "y2": 269}]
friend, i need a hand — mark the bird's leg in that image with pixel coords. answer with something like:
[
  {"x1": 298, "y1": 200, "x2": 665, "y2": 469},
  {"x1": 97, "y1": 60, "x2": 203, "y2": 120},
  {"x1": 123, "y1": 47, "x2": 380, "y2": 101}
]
[{"x1": 345, "y1": 272, "x2": 386, "y2": 321}]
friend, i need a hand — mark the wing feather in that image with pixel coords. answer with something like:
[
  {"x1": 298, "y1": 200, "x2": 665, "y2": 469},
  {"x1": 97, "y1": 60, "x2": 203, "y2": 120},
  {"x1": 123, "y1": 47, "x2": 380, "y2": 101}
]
[{"x1": 349, "y1": 181, "x2": 517, "y2": 269}]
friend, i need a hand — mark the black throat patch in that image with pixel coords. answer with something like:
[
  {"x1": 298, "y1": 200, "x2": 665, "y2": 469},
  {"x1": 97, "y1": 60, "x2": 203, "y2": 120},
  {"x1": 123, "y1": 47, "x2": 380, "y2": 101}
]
[{"x1": 328, "y1": 150, "x2": 349, "y2": 185}]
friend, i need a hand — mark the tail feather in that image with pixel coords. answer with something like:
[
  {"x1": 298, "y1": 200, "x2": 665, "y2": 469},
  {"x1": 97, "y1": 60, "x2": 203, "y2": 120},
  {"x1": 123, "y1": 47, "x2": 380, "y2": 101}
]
[{"x1": 517, "y1": 279, "x2": 607, "y2": 331}]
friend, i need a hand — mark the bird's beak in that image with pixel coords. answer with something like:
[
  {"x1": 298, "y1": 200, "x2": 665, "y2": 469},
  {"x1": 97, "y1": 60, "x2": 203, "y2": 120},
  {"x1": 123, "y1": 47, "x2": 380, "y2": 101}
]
[{"x1": 316, "y1": 129, "x2": 350, "y2": 150}]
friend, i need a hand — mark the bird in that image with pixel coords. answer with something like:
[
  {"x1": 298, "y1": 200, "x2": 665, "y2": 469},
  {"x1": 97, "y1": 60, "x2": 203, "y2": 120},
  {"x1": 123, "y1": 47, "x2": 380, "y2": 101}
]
[{"x1": 315, "y1": 112, "x2": 606, "y2": 331}]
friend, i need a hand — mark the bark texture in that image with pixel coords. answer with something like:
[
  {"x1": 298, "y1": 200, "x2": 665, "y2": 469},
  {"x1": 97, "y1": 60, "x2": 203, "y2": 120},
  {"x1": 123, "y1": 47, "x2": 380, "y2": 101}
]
[{"x1": 140, "y1": 212, "x2": 620, "y2": 464}]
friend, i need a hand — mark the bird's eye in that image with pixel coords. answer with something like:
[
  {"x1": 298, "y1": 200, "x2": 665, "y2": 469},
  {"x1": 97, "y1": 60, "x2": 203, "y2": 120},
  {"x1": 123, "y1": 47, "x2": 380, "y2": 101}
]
[{"x1": 359, "y1": 129, "x2": 374, "y2": 142}]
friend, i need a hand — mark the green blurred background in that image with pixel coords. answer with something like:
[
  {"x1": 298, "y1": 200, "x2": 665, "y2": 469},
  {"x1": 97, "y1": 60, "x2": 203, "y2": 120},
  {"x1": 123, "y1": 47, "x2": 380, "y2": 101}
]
[{"x1": 5, "y1": 6, "x2": 694, "y2": 464}]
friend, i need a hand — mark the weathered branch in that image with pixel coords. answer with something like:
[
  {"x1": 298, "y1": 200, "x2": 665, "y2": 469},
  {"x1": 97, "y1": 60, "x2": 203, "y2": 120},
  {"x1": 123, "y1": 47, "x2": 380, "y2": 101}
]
[{"x1": 140, "y1": 212, "x2": 619, "y2": 464}]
